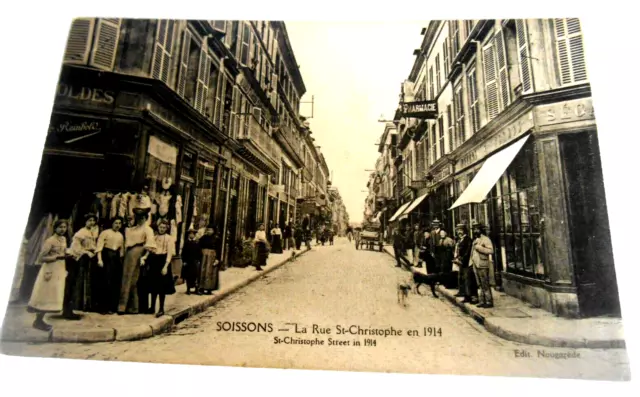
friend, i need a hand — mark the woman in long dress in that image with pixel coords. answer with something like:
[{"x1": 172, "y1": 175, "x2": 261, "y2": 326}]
[
  {"x1": 69, "y1": 213, "x2": 99, "y2": 312},
  {"x1": 118, "y1": 208, "x2": 156, "y2": 315},
  {"x1": 144, "y1": 219, "x2": 176, "y2": 317},
  {"x1": 198, "y1": 224, "x2": 220, "y2": 295},
  {"x1": 27, "y1": 220, "x2": 70, "y2": 331},
  {"x1": 270, "y1": 224, "x2": 283, "y2": 254},
  {"x1": 254, "y1": 223, "x2": 270, "y2": 271},
  {"x1": 96, "y1": 217, "x2": 125, "y2": 314}
]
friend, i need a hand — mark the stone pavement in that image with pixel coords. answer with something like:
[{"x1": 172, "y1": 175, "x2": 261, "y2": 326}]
[
  {"x1": 1, "y1": 246, "x2": 315, "y2": 344},
  {"x1": 382, "y1": 245, "x2": 626, "y2": 349}
]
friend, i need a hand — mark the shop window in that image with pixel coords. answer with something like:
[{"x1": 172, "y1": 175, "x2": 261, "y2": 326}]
[
  {"x1": 181, "y1": 152, "x2": 195, "y2": 178},
  {"x1": 146, "y1": 135, "x2": 178, "y2": 199},
  {"x1": 491, "y1": 141, "x2": 543, "y2": 279},
  {"x1": 192, "y1": 160, "x2": 215, "y2": 231}
]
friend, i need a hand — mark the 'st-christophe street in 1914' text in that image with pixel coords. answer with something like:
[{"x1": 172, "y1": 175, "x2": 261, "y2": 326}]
[{"x1": 216, "y1": 321, "x2": 443, "y2": 347}]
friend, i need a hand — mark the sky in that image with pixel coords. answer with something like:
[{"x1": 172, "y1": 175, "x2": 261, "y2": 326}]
[{"x1": 285, "y1": 21, "x2": 427, "y2": 224}]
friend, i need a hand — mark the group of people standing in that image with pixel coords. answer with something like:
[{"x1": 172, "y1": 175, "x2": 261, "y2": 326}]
[
  {"x1": 27, "y1": 206, "x2": 222, "y2": 332},
  {"x1": 251, "y1": 219, "x2": 315, "y2": 271},
  {"x1": 392, "y1": 219, "x2": 495, "y2": 308}
]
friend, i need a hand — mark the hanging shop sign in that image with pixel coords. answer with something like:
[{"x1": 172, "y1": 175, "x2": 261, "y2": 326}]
[
  {"x1": 55, "y1": 83, "x2": 115, "y2": 105},
  {"x1": 534, "y1": 98, "x2": 595, "y2": 128},
  {"x1": 458, "y1": 111, "x2": 534, "y2": 169},
  {"x1": 400, "y1": 100, "x2": 438, "y2": 119}
]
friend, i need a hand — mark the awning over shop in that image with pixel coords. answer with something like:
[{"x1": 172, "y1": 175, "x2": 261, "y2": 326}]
[
  {"x1": 450, "y1": 134, "x2": 531, "y2": 210},
  {"x1": 401, "y1": 192, "x2": 429, "y2": 216},
  {"x1": 389, "y1": 200, "x2": 413, "y2": 222}
]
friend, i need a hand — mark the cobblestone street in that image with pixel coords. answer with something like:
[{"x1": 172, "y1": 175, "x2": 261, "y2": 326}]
[{"x1": 1, "y1": 238, "x2": 630, "y2": 381}]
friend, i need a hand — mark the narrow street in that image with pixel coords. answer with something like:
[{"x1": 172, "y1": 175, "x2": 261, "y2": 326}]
[{"x1": 1, "y1": 238, "x2": 629, "y2": 381}]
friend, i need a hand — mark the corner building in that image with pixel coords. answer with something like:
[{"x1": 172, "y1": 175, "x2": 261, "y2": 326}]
[
  {"x1": 392, "y1": 19, "x2": 618, "y2": 318},
  {"x1": 20, "y1": 19, "x2": 318, "y2": 300}
]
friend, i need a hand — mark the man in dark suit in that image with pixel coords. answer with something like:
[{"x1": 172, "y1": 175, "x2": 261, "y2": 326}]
[
  {"x1": 392, "y1": 227, "x2": 408, "y2": 268},
  {"x1": 453, "y1": 223, "x2": 479, "y2": 303}
]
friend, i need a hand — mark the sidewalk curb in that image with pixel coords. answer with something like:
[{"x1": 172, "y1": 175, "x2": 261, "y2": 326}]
[
  {"x1": 2, "y1": 249, "x2": 311, "y2": 344},
  {"x1": 382, "y1": 246, "x2": 626, "y2": 349}
]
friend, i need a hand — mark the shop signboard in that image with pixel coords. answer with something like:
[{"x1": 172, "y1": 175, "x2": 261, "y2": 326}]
[
  {"x1": 55, "y1": 83, "x2": 115, "y2": 106},
  {"x1": 400, "y1": 100, "x2": 438, "y2": 119},
  {"x1": 46, "y1": 114, "x2": 108, "y2": 152},
  {"x1": 458, "y1": 111, "x2": 534, "y2": 170},
  {"x1": 534, "y1": 98, "x2": 595, "y2": 127}
]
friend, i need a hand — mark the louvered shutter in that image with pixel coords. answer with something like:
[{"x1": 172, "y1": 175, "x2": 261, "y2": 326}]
[
  {"x1": 176, "y1": 28, "x2": 192, "y2": 97},
  {"x1": 64, "y1": 18, "x2": 95, "y2": 65},
  {"x1": 554, "y1": 18, "x2": 587, "y2": 85},
  {"x1": 214, "y1": 64, "x2": 223, "y2": 127},
  {"x1": 203, "y1": 56, "x2": 213, "y2": 118},
  {"x1": 229, "y1": 86, "x2": 239, "y2": 138},
  {"x1": 194, "y1": 47, "x2": 207, "y2": 112},
  {"x1": 483, "y1": 43, "x2": 499, "y2": 121},
  {"x1": 447, "y1": 104, "x2": 454, "y2": 152},
  {"x1": 516, "y1": 19, "x2": 533, "y2": 94},
  {"x1": 443, "y1": 37, "x2": 450, "y2": 77},
  {"x1": 89, "y1": 18, "x2": 120, "y2": 70},
  {"x1": 243, "y1": 99, "x2": 251, "y2": 139},
  {"x1": 494, "y1": 28, "x2": 510, "y2": 110}
]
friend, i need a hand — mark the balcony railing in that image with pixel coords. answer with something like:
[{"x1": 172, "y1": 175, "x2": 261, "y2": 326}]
[{"x1": 238, "y1": 118, "x2": 281, "y2": 163}]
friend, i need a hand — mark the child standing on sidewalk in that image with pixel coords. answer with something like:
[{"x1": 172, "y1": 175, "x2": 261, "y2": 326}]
[
  {"x1": 27, "y1": 220, "x2": 70, "y2": 331},
  {"x1": 143, "y1": 219, "x2": 176, "y2": 317}
]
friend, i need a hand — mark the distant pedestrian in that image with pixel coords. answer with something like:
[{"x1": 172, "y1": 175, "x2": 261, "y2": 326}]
[
  {"x1": 270, "y1": 224, "x2": 283, "y2": 254},
  {"x1": 254, "y1": 223, "x2": 270, "y2": 271},
  {"x1": 181, "y1": 228, "x2": 201, "y2": 295},
  {"x1": 198, "y1": 225, "x2": 220, "y2": 294},
  {"x1": 471, "y1": 221, "x2": 494, "y2": 308},
  {"x1": 412, "y1": 224, "x2": 423, "y2": 268},
  {"x1": 392, "y1": 228, "x2": 407, "y2": 268},
  {"x1": 96, "y1": 217, "x2": 125, "y2": 314},
  {"x1": 27, "y1": 219, "x2": 71, "y2": 331},
  {"x1": 329, "y1": 229, "x2": 334, "y2": 245},
  {"x1": 294, "y1": 223, "x2": 303, "y2": 250},
  {"x1": 145, "y1": 219, "x2": 176, "y2": 317}
]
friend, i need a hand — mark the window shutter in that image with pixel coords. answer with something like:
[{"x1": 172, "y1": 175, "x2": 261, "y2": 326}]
[
  {"x1": 88, "y1": 18, "x2": 120, "y2": 70},
  {"x1": 194, "y1": 47, "x2": 207, "y2": 112},
  {"x1": 483, "y1": 43, "x2": 499, "y2": 121},
  {"x1": 447, "y1": 104, "x2": 454, "y2": 152},
  {"x1": 176, "y1": 28, "x2": 192, "y2": 97},
  {"x1": 443, "y1": 38, "x2": 450, "y2": 77},
  {"x1": 64, "y1": 18, "x2": 96, "y2": 65},
  {"x1": 203, "y1": 55, "x2": 214, "y2": 118},
  {"x1": 229, "y1": 86, "x2": 239, "y2": 138},
  {"x1": 494, "y1": 28, "x2": 510, "y2": 110},
  {"x1": 243, "y1": 100, "x2": 251, "y2": 139},
  {"x1": 554, "y1": 18, "x2": 587, "y2": 85},
  {"x1": 214, "y1": 64, "x2": 223, "y2": 127},
  {"x1": 516, "y1": 19, "x2": 533, "y2": 93},
  {"x1": 150, "y1": 20, "x2": 176, "y2": 85}
]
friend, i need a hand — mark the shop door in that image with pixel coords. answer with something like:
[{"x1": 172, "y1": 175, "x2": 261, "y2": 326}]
[
  {"x1": 246, "y1": 180, "x2": 258, "y2": 236},
  {"x1": 226, "y1": 174, "x2": 239, "y2": 261},
  {"x1": 560, "y1": 132, "x2": 620, "y2": 317},
  {"x1": 177, "y1": 178, "x2": 193, "y2": 256},
  {"x1": 279, "y1": 202, "x2": 287, "y2": 228}
]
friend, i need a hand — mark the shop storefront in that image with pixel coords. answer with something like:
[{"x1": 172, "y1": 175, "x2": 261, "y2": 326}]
[
  {"x1": 449, "y1": 97, "x2": 619, "y2": 318},
  {"x1": 20, "y1": 65, "x2": 231, "y2": 300}
]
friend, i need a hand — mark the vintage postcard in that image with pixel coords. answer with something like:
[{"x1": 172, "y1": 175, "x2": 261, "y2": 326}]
[{"x1": 0, "y1": 18, "x2": 631, "y2": 381}]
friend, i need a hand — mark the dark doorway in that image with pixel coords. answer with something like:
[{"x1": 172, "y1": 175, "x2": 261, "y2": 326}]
[{"x1": 560, "y1": 131, "x2": 620, "y2": 317}]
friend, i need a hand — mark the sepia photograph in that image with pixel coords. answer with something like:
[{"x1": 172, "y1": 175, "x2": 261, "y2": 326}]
[{"x1": 0, "y1": 14, "x2": 632, "y2": 383}]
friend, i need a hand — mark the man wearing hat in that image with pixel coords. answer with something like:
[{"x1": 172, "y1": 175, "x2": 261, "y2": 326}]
[
  {"x1": 453, "y1": 223, "x2": 477, "y2": 302},
  {"x1": 470, "y1": 220, "x2": 495, "y2": 308}
]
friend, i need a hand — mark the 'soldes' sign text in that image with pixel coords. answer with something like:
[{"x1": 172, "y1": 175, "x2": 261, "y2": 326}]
[
  {"x1": 400, "y1": 100, "x2": 438, "y2": 119},
  {"x1": 56, "y1": 83, "x2": 115, "y2": 105}
]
